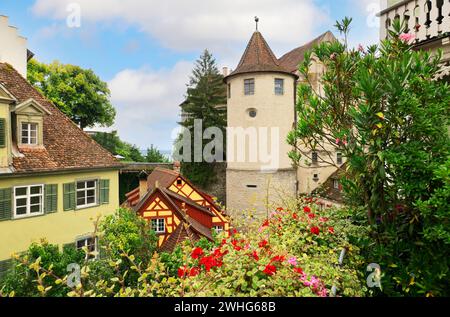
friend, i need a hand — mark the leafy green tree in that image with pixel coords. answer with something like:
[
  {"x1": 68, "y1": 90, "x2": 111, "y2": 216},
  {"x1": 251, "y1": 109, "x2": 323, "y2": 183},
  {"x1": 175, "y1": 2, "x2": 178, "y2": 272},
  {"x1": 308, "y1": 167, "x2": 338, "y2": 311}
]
[
  {"x1": 178, "y1": 49, "x2": 227, "y2": 187},
  {"x1": 28, "y1": 59, "x2": 116, "y2": 129},
  {"x1": 288, "y1": 18, "x2": 450, "y2": 296},
  {"x1": 91, "y1": 131, "x2": 146, "y2": 162},
  {"x1": 146, "y1": 145, "x2": 170, "y2": 163}
]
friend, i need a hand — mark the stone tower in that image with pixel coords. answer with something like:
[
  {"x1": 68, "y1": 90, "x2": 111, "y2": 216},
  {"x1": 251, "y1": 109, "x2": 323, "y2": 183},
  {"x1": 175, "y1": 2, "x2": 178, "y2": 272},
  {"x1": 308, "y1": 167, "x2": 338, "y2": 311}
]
[{"x1": 224, "y1": 28, "x2": 298, "y2": 216}]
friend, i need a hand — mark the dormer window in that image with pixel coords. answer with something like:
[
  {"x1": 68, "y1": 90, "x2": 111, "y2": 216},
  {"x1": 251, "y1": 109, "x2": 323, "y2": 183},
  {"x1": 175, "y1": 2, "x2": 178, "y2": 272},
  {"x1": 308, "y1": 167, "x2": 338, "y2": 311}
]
[
  {"x1": 12, "y1": 98, "x2": 51, "y2": 148},
  {"x1": 21, "y1": 122, "x2": 38, "y2": 145},
  {"x1": 244, "y1": 79, "x2": 255, "y2": 95}
]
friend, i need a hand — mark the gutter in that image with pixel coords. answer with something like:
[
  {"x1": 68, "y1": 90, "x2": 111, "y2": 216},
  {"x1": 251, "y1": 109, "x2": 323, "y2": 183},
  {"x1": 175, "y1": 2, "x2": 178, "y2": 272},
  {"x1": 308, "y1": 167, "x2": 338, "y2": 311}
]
[{"x1": 0, "y1": 165, "x2": 123, "y2": 179}]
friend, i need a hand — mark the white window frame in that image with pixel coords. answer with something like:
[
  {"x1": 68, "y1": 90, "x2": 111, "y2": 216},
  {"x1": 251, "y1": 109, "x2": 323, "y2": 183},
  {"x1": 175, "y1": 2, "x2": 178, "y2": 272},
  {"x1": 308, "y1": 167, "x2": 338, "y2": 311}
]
[
  {"x1": 76, "y1": 235, "x2": 99, "y2": 260},
  {"x1": 213, "y1": 226, "x2": 224, "y2": 233},
  {"x1": 76, "y1": 180, "x2": 98, "y2": 209},
  {"x1": 13, "y1": 184, "x2": 45, "y2": 219},
  {"x1": 151, "y1": 218, "x2": 166, "y2": 234},
  {"x1": 21, "y1": 122, "x2": 38, "y2": 145}
]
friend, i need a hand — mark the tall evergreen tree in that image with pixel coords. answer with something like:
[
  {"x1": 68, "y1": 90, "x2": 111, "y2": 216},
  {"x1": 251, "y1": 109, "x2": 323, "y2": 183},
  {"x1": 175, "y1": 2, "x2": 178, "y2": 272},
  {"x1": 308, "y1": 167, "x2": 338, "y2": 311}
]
[{"x1": 178, "y1": 50, "x2": 227, "y2": 187}]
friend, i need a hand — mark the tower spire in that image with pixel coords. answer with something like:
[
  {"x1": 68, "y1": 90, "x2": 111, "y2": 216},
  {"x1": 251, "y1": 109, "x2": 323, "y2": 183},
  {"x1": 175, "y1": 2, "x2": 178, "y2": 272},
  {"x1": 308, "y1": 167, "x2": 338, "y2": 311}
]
[{"x1": 255, "y1": 16, "x2": 259, "y2": 31}]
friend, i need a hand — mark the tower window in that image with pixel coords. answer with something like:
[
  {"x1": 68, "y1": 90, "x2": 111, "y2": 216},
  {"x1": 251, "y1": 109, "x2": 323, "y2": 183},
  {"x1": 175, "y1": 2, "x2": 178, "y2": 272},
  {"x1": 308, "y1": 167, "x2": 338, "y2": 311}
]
[
  {"x1": 247, "y1": 108, "x2": 257, "y2": 118},
  {"x1": 337, "y1": 152, "x2": 343, "y2": 165},
  {"x1": 312, "y1": 152, "x2": 319, "y2": 164},
  {"x1": 227, "y1": 84, "x2": 231, "y2": 99},
  {"x1": 244, "y1": 79, "x2": 255, "y2": 95},
  {"x1": 275, "y1": 78, "x2": 284, "y2": 95},
  {"x1": 313, "y1": 174, "x2": 319, "y2": 181}
]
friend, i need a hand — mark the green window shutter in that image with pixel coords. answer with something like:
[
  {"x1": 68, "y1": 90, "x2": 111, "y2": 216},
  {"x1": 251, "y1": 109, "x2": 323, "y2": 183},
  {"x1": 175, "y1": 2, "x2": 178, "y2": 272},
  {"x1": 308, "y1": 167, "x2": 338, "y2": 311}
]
[
  {"x1": 0, "y1": 188, "x2": 12, "y2": 221},
  {"x1": 45, "y1": 184, "x2": 58, "y2": 214},
  {"x1": 63, "y1": 183, "x2": 75, "y2": 211},
  {"x1": 99, "y1": 179, "x2": 110, "y2": 204},
  {"x1": 0, "y1": 259, "x2": 12, "y2": 278},
  {"x1": 0, "y1": 118, "x2": 5, "y2": 148}
]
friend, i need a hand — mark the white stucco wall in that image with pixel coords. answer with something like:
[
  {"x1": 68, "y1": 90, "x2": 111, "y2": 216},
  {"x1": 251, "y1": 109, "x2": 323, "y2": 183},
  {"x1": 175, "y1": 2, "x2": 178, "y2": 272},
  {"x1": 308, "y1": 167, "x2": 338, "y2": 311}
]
[{"x1": 0, "y1": 15, "x2": 28, "y2": 78}]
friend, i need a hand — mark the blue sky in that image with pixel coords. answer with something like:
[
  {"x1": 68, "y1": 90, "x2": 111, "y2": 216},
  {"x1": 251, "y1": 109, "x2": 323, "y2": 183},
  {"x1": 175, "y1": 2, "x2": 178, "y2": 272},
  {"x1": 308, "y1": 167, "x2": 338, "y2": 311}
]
[{"x1": 0, "y1": 0, "x2": 384, "y2": 151}]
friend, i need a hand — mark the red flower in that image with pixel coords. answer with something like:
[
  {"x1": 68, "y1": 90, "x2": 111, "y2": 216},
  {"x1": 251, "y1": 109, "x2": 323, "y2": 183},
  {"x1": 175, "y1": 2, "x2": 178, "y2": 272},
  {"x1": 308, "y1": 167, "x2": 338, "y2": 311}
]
[
  {"x1": 251, "y1": 251, "x2": 259, "y2": 261},
  {"x1": 263, "y1": 264, "x2": 277, "y2": 276},
  {"x1": 276, "y1": 207, "x2": 284, "y2": 212},
  {"x1": 293, "y1": 267, "x2": 304, "y2": 274},
  {"x1": 293, "y1": 213, "x2": 298, "y2": 220},
  {"x1": 221, "y1": 239, "x2": 227, "y2": 246},
  {"x1": 319, "y1": 217, "x2": 329, "y2": 223},
  {"x1": 328, "y1": 227, "x2": 335, "y2": 234},
  {"x1": 310, "y1": 226, "x2": 320, "y2": 235},
  {"x1": 308, "y1": 213, "x2": 316, "y2": 219},
  {"x1": 303, "y1": 206, "x2": 311, "y2": 214},
  {"x1": 270, "y1": 255, "x2": 286, "y2": 263},
  {"x1": 258, "y1": 240, "x2": 268, "y2": 248},
  {"x1": 262, "y1": 220, "x2": 270, "y2": 227},
  {"x1": 178, "y1": 266, "x2": 188, "y2": 278},
  {"x1": 199, "y1": 255, "x2": 222, "y2": 272},
  {"x1": 189, "y1": 267, "x2": 200, "y2": 277},
  {"x1": 231, "y1": 229, "x2": 238, "y2": 235},
  {"x1": 191, "y1": 247, "x2": 204, "y2": 259}
]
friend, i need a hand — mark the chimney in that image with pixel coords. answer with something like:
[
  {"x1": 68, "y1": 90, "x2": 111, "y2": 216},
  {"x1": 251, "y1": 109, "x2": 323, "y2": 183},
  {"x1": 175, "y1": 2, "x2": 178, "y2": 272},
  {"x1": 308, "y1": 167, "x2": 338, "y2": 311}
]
[
  {"x1": 138, "y1": 170, "x2": 149, "y2": 199},
  {"x1": 0, "y1": 15, "x2": 29, "y2": 78},
  {"x1": 173, "y1": 161, "x2": 181, "y2": 173},
  {"x1": 222, "y1": 67, "x2": 229, "y2": 77}
]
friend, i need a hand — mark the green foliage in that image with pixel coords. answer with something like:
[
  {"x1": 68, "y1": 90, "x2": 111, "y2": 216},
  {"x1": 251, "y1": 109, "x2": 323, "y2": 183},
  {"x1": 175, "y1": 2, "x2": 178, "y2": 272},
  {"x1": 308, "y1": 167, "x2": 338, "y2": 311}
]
[
  {"x1": 0, "y1": 240, "x2": 84, "y2": 297},
  {"x1": 91, "y1": 131, "x2": 146, "y2": 162},
  {"x1": 27, "y1": 59, "x2": 116, "y2": 129},
  {"x1": 288, "y1": 17, "x2": 450, "y2": 296},
  {"x1": 146, "y1": 145, "x2": 170, "y2": 163},
  {"x1": 179, "y1": 49, "x2": 227, "y2": 187},
  {"x1": 0, "y1": 201, "x2": 369, "y2": 297},
  {"x1": 99, "y1": 208, "x2": 158, "y2": 266}
]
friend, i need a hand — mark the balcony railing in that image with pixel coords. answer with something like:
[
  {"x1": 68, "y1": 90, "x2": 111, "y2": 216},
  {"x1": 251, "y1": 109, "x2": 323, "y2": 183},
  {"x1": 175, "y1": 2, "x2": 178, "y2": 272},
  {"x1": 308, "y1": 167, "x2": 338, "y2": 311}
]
[{"x1": 380, "y1": 0, "x2": 450, "y2": 43}]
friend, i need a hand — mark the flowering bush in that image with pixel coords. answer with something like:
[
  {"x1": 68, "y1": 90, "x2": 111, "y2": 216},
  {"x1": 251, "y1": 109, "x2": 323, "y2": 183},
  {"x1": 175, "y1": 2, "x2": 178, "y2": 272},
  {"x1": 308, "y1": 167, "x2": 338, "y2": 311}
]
[{"x1": 0, "y1": 199, "x2": 368, "y2": 297}]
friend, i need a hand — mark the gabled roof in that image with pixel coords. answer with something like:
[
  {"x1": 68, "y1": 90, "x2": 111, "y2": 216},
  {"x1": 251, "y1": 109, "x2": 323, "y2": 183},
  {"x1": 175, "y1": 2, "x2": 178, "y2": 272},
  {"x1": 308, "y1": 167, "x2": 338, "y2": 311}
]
[
  {"x1": 226, "y1": 31, "x2": 296, "y2": 79},
  {"x1": 0, "y1": 62, "x2": 122, "y2": 174},
  {"x1": 13, "y1": 98, "x2": 51, "y2": 115},
  {"x1": 134, "y1": 186, "x2": 214, "y2": 243},
  {"x1": 278, "y1": 31, "x2": 336, "y2": 73}
]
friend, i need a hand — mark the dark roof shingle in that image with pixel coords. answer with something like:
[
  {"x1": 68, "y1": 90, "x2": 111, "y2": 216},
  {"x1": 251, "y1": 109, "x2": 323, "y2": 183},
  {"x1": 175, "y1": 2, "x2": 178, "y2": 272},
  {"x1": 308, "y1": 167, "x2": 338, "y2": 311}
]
[{"x1": 226, "y1": 31, "x2": 295, "y2": 79}]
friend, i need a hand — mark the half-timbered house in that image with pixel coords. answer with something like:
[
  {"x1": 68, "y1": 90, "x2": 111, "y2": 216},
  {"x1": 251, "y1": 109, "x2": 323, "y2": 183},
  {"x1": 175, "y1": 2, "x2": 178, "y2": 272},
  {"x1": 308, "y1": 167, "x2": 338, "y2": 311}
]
[{"x1": 124, "y1": 168, "x2": 229, "y2": 252}]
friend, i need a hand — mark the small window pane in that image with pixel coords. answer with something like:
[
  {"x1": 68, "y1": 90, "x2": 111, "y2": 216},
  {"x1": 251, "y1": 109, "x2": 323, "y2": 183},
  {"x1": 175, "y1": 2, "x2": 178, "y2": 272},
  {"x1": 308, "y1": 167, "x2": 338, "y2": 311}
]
[
  {"x1": 77, "y1": 240, "x2": 85, "y2": 249},
  {"x1": 30, "y1": 196, "x2": 41, "y2": 204},
  {"x1": 30, "y1": 204, "x2": 41, "y2": 213},
  {"x1": 15, "y1": 188, "x2": 27, "y2": 196},
  {"x1": 77, "y1": 182, "x2": 86, "y2": 189},
  {"x1": 16, "y1": 198, "x2": 27, "y2": 207},
  {"x1": 16, "y1": 207, "x2": 27, "y2": 215},
  {"x1": 30, "y1": 186, "x2": 42, "y2": 195},
  {"x1": 87, "y1": 181, "x2": 96, "y2": 188}
]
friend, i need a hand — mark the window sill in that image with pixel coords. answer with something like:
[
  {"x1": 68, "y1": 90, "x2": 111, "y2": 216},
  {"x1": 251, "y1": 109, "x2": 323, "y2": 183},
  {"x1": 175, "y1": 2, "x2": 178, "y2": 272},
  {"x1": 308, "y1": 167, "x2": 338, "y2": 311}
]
[
  {"x1": 75, "y1": 204, "x2": 101, "y2": 211},
  {"x1": 13, "y1": 213, "x2": 45, "y2": 221}
]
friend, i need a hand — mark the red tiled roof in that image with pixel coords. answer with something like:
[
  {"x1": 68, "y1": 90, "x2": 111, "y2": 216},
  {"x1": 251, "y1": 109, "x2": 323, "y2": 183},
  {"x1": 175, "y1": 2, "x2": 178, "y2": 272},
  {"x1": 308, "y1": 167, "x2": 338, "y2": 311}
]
[
  {"x1": 0, "y1": 63, "x2": 122, "y2": 173},
  {"x1": 278, "y1": 31, "x2": 336, "y2": 73},
  {"x1": 147, "y1": 167, "x2": 179, "y2": 191},
  {"x1": 226, "y1": 31, "x2": 296, "y2": 79}
]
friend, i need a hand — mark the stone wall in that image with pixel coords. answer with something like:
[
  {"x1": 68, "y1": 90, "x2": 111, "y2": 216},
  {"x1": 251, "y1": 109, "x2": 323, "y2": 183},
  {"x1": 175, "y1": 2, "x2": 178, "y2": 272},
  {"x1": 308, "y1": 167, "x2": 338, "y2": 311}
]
[
  {"x1": 195, "y1": 162, "x2": 227, "y2": 206},
  {"x1": 226, "y1": 168, "x2": 297, "y2": 218}
]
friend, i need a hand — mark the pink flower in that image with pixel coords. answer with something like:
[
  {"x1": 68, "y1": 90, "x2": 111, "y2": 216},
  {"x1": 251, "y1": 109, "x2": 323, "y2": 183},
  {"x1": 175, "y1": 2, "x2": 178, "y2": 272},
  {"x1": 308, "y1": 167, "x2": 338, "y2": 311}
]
[
  {"x1": 287, "y1": 257, "x2": 298, "y2": 266},
  {"x1": 399, "y1": 33, "x2": 415, "y2": 43},
  {"x1": 358, "y1": 44, "x2": 364, "y2": 52}
]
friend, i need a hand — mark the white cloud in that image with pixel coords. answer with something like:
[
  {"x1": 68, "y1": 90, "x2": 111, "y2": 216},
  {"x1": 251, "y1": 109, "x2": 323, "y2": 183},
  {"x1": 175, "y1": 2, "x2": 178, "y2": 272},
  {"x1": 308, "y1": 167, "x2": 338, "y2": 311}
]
[
  {"x1": 31, "y1": 0, "x2": 331, "y2": 55},
  {"x1": 107, "y1": 61, "x2": 192, "y2": 150}
]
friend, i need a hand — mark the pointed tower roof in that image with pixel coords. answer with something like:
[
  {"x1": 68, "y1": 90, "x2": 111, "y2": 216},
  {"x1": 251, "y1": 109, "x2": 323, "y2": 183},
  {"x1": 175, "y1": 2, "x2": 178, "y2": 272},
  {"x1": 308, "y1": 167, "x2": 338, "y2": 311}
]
[{"x1": 226, "y1": 31, "x2": 296, "y2": 80}]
